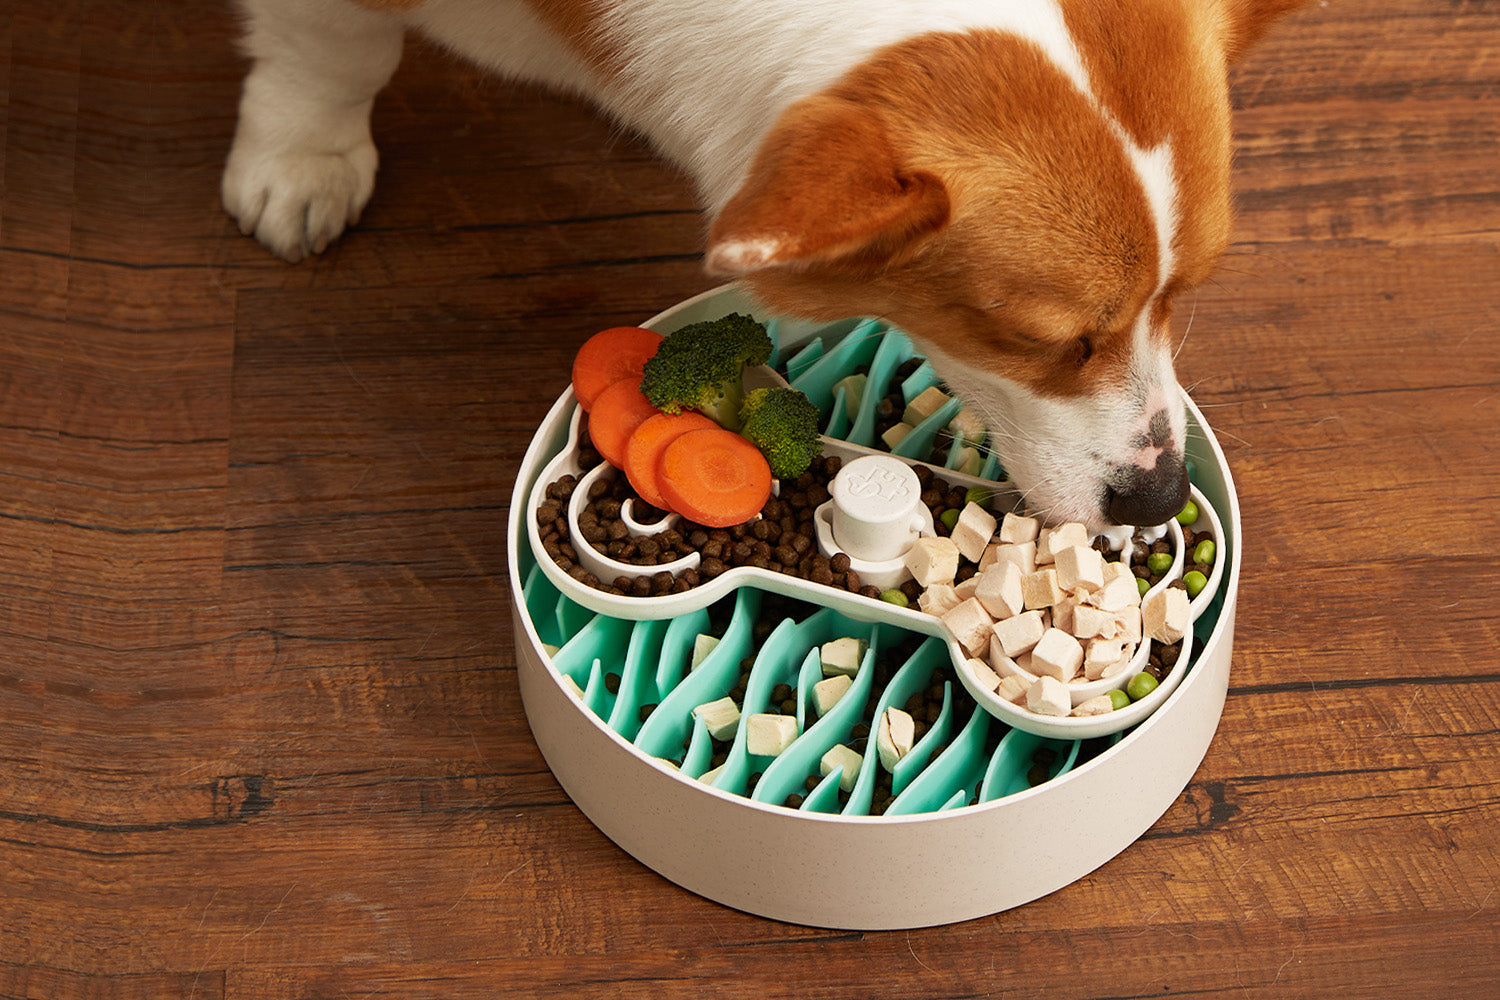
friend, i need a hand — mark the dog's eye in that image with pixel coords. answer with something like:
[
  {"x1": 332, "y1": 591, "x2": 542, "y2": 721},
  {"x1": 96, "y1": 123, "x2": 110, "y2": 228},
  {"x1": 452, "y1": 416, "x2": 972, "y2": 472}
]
[{"x1": 1073, "y1": 336, "x2": 1094, "y2": 367}]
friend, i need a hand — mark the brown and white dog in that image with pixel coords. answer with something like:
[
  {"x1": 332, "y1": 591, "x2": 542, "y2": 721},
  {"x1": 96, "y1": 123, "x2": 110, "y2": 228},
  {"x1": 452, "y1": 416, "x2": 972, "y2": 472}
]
[{"x1": 223, "y1": 0, "x2": 1302, "y2": 529}]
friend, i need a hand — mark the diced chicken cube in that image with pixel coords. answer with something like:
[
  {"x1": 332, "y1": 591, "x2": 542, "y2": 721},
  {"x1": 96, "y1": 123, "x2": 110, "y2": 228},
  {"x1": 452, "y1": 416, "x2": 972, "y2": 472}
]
[
  {"x1": 920, "y1": 583, "x2": 962, "y2": 616},
  {"x1": 1022, "y1": 568, "x2": 1064, "y2": 610},
  {"x1": 882, "y1": 422, "x2": 912, "y2": 450},
  {"x1": 1071, "y1": 694, "x2": 1116, "y2": 716},
  {"x1": 992, "y1": 608, "x2": 1047, "y2": 658},
  {"x1": 999, "y1": 511, "x2": 1041, "y2": 544},
  {"x1": 1030, "y1": 628, "x2": 1084, "y2": 683},
  {"x1": 988, "y1": 541, "x2": 1037, "y2": 575},
  {"x1": 1054, "y1": 544, "x2": 1105, "y2": 594},
  {"x1": 877, "y1": 707, "x2": 916, "y2": 770},
  {"x1": 904, "y1": 536, "x2": 961, "y2": 587},
  {"x1": 903, "y1": 385, "x2": 952, "y2": 425},
  {"x1": 1084, "y1": 637, "x2": 1128, "y2": 680},
  {"x1": 820, "y1": 636, "x2": 867, "y2": 677},
  {"x1": 1072, "y1": 604, "x2": 1119, "y2": 640},
  {"x1": 975, "y1": 560, "x2": 1025, "y2": 621},
  {"x1": 950, "y1": 502, "x2": 998, "y2": 563},
  {"x1": 820, "y1": 744, "x2": 864, "y2": 793},
  {"x1": 693, "y1": 696, "x2": 742, "y2": 741},
  {"x1": 941, "y1": 597, "x2": 995, "y2": 657},
  {"x1": 690, "y1": 633, "x2": 720, "y2": 671},
  {"x1": 996, "y1": 674, "x2": 1030, "y2": 704},
  {"x1": 1036, "y1": 522, "x2": 1089, "y2": 565},
  {"x1": 965, "y1": 656, "x2": 1001, "y2": 694},
  {"x1": 1051, "y1": 595, "x2": 1078, "y2": 634},
  {"x1": 746, "y1": 713, "x2": 799, "y2": 757},
  {"x1": 1143, "y1": 586, "x2": 1190, "y2": 643},
  {"x1": 1092, "y1": 563, "x2": 1142, "y2": 612},
  {"x1": 1026, "y1": 676, "x2": 1072, "y2": 716},
  {"x1": 812, "y1": 674, "x2": 853, "y2": 715}
]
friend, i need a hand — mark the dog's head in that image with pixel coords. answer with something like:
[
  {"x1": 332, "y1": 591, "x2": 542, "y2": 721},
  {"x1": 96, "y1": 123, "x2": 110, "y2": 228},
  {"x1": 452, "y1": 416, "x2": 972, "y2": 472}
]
[{"x1": 705, "y1": 0, "x2": 1301, "y2": 530}]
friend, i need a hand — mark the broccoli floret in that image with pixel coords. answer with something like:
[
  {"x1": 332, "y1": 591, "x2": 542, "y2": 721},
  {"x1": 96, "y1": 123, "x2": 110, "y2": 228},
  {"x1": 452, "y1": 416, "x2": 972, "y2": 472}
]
[
  {"x1": 639, "y1": 313, "x2": 773, "y2": 430},
  {"x1": 739, "y1": 387, "x2": 822, "y2": 479}
]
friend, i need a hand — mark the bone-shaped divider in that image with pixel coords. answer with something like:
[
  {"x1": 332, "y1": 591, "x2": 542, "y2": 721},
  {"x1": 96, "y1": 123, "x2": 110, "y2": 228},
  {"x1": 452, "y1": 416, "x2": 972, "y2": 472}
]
[{"x1": 526, "y1": 311, "x2": 1220, "y2": 745}]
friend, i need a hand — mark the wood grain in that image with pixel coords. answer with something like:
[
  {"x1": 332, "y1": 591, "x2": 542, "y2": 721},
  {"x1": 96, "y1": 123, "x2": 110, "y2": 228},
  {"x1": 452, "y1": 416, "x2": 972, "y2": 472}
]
[{"x1": 1, "y1": 1, "x2": 1497, "y2": 997}]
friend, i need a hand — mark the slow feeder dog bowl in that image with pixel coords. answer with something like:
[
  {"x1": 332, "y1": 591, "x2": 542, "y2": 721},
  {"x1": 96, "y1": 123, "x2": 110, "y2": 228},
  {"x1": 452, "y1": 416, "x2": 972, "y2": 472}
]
[{"x1": 509, "y1": 284, "x2": 1240, "y2": 928}]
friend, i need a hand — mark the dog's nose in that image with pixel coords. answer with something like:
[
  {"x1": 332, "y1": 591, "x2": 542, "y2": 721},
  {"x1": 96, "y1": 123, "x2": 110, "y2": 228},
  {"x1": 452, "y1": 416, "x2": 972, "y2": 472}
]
[{"x1": 1106, "y1": 452, "x2": 1190, "y2": 527}]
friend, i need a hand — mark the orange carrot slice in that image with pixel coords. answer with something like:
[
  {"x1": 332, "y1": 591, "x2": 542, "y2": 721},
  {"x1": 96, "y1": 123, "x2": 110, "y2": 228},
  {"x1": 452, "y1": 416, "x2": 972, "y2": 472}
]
[
  {"x1": 657, "y1": 428, "x2": 773, "y2": 529},
  {"x1": 571, "y1": 326, "x2": 663, "y2": 411},
  {"x1": 624, "y1": 411, "x2": 720, "y2": 512},
  {"x1": 588, "y1": 379, "x2": 662, "y2": 470}
]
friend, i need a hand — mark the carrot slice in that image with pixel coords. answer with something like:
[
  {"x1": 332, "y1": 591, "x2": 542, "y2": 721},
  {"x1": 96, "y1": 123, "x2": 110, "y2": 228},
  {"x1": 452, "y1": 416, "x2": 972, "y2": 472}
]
[
  {"x1": 624, "y1": 411, "x2": 720, "y2": 512},
  {"x1": 571, "y1": 326, "x2": 663, "y2": 411},
  {"x1": 657, "y1": 428, "x2": 773, "y2": 529},
  {"x1": 588, "y1": 379, "x2": 662, "y2": 471}
]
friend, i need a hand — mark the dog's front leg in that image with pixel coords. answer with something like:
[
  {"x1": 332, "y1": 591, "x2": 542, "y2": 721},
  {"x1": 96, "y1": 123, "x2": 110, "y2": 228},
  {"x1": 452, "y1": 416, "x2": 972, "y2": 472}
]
[{"x1": 222, "y1": 0, "x2": 403, "y2": 261}]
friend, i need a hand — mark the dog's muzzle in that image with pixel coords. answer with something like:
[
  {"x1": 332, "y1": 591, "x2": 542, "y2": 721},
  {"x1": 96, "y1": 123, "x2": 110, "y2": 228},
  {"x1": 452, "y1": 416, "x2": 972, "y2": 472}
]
[{"x1": 1105, "y1": 450, "x2": 1190, "y2": 527}]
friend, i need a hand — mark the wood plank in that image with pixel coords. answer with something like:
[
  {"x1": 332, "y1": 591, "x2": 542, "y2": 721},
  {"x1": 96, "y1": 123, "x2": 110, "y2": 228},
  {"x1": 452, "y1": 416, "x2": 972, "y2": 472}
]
[{"x1": 0, "y1": 0, "x2": 1497, "y2": 996}]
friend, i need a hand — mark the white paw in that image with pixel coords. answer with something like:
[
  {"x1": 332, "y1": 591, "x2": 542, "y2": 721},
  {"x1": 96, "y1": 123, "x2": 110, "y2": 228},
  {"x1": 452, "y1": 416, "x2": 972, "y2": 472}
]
[{"x1": 222, "y1": 136, "x2": 378, "y2": 262}]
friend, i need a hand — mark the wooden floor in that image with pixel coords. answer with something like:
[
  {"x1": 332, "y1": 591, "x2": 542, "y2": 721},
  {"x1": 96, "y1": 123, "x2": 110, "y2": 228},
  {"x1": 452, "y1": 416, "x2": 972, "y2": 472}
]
[{"x1": 2, "y1": 1, "x2": 1497, "y2": 997}]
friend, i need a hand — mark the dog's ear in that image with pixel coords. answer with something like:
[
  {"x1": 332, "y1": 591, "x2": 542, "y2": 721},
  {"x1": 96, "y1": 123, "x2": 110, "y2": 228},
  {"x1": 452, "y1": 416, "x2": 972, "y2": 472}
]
[
  {"x1": 1218, "y1": 0, "x2": 1309, "y2": 63},
  {"x1": 705, "y1": 96, "x2": 949, "y2": 277}
]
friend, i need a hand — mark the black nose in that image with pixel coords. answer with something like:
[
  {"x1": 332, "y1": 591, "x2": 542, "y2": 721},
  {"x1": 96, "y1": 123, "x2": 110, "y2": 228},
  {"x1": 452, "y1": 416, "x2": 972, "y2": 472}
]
[{"x1": 1106, "y1": 453, "x2": 1190, "y2": 527}]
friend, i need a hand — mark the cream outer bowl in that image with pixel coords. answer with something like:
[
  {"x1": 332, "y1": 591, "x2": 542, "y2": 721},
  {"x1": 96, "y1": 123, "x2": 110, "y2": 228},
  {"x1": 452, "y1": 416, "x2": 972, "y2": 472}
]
[{"x1": 508, "y1": 284, "x2": 1241, "y2": 928}]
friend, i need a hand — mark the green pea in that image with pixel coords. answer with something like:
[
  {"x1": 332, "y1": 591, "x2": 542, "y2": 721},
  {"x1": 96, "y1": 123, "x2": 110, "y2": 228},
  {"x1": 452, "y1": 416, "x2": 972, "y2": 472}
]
[
  {"x1": 1146, "y1": 551, "x2": 1173, "y2": 575},
  {"x1": 1192, "y1": 538, "x2": 1216, "y2": 566},
  {"x1": 964, "y1": 487, "x2": 993, "y2": 509},
  {"x1": 1175, "y1": 500, "x2": 1199, "y2": 525},
  {"x1": 1108, "y1": 688, "x2": 1131, "y2": 711},
  {"x1": 1127, "y1": 672, "x2": 1159, "y2": 702},
  {"x1": 878, "y1": 588, "x2": 910, "y2": 608},
  {"x1": 940, "y1": 507, "x2": 961, "y2": 531},
  {"x1": 1137, "y1": 575, "x2": 1151, "y2": 597},
  {"x1": 1182, "y1": 570, "x2": 1208, "y2": 598}
]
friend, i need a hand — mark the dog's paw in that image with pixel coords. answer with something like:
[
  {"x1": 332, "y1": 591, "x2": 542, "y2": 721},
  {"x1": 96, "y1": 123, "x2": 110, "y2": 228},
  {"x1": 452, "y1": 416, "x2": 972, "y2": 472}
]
[{"x1": 222, "y1": 136, "x2": 377, "y2": 262}]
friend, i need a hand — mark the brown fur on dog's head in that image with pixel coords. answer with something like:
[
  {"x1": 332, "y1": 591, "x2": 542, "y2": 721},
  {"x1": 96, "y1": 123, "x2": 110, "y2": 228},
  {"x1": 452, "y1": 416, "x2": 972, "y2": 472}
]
[{"x1": 707, "y1": 0, "x2": 1304, "y2": 527}]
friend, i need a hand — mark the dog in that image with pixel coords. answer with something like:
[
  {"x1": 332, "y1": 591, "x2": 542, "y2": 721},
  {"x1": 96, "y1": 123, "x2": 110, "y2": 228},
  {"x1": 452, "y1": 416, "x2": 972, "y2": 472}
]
[{"x1": 223, "y1": 0, "x2": 1303, "y2": 530}]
